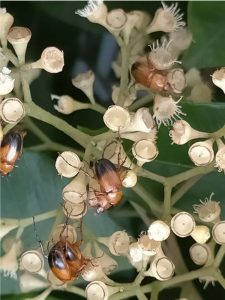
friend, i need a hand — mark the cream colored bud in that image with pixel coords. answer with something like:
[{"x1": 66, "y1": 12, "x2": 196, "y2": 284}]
[
  {"x1": 188, "y1": 139, "x2": 214, "y2": 166},
  {"x1": 121, "y1": 107, "x2": 154, "y2": 133},
  {"x1": 0, "y1": 218, "x2": 19, "y2": 240},
  {"x1": 111, "y1": 85, "x2": 136, "y2": 107},
  {"x1": 193, "y1": 193, "x2": 221, "y2": 223},
  {"x1": 7, "y1": 26, "x2": 31, "y2": 64},
  {"x1": 138, "y1": 234, "x2": 161, "y2": 256},
  {"x1": 169, "y1": 28, "x2": 193, "y2": 57},
  {"x1": 171, "y1": 212, "x2": 195, "y2": 237},
  {"x1": 167, "y1": 68, "x2": 186, "y2": 94},
  {"x1": 132, "y1": 139, "x2": 158, "y2": 166},
  {"x1": 212, "y1": 221, "x2": 225, "y2": 245},
  {"x1": 94, "y1": 244, "x2": 118, "y2": 275},
  {"x1": 62, "y1": 172, "x2": 87, "y2": 203},
  {"x1": 50, "y1": 224, "x2": 77, "y2": 244},
  {"x1": 129, "y1": 10, "x2": 151, "y2": 30},
  {"x1": 146, "y1": 2, "x2": 185, "y2": 34},
  {"x1": 148, "y1": 220, "x2": 170, "y2": 242},
  {"x1": 169, "y1": 120, "x2": 209, "y2": 145},
  {"x1": 0, "y1": 9, "x2": 14, "y2": 47},
  {"x1": 55, "y1": 151, "x2": 81, "y2": 178},
  {"x1": 0, "y1": 67, "x2": 14, "y2": 95},
  {"x1": 106, "y1": 9, "x2": 127, "y2": 34},
  {"x1": 129, "y1": 242, "x2": 143, "y2": 263},
  {"x1": 31, "y1": 47, "x2": 64, "y2": 73},
  {"x1": 189, "y1": 243, "x2": 211, "y2": 266},
  {"x1": 63, "y1": 199, "x2": 87, "y2": 219},
  {"x1": 0, "y1": 97, "x2": 25, "y2": 123},
  {"x1": 185, "y1": 68, "x2": 202, "y2": 88},
  {"x1": 20, "y1": 250, "x2": 44, "y2": 274},
  {"x1": 187, "y1": 82, "x2": 212, "y2": 103},
  {"x1": 51, "y1": 94, "x2": 89, "y2": 114},
  {"x1": 190, "y1": 225, "x2": 210, "y2": 244},
  {"x1": 86, "y1": 281, "x2": 122, "y2": 300},
  {"x1": 82, "y1": 259, "x2": 107, "y2": 282},
  {"x1": 98, "y1": 231, "x2": 131, "y2": 256},
  {"x1": 103, "y1": 140, "x2": 134, "y2": 169},
  {"x1": 215, "y1": 139, "x2": 225, "y2": 173},
  {"x1": 20, "y1": 272, "x2": 48, "y2": 293},
  {"x1": 103, "y1": 105, "x2": 130, "y2": 132},
  {"x1": 149, "y1": 39, "x2": 179, "y2": 71},
  {"x1": 145, "y1": 256, "x2": 175, "y2": 281},
  {"x1": 212, "y1": 68, "x2": 225, "y2": 94},
  {"x1": 121, "y1": 170, "x2": 137, "y2": 188},
  {"x1": 153, "y1": 94, "x2": 185, "y2": 127},
  {"x1": 121, "y1": 128, "x2": 158, "y2": 143},
  {"x1": 72, "y1": 70, "x2": 95, "y2": 104},
  {"x1": 0, "y1": 242, "x2": 19, "y2": 279}
]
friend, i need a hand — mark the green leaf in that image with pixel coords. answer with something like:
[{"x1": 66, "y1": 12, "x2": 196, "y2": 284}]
[{"x1": 183, "y1": 1, "x2": 225, "y2": 68}]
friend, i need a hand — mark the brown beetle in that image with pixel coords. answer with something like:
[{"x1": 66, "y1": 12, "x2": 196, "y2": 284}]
[
  {"x1": 93, "y1": 158, "x2": 123, "y2": 213},
  {"x1": 48, "y1": 239, "x2": 88, "y2": 282},
  {"x1": 131, "y1": 56, "x2": 170, "y2": 93},
  {"x1": 0, "y1": 129, "x2": 26, "y2": 176}
]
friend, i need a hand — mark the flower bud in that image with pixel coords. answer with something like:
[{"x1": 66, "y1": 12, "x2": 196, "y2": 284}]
[
  {"x1": 94, "y1": 244, "x2": 117, "y2": 275},
  {"x1": 171, "y1": 212, "x2": 195, "y2": 238},
  {"x1": 188, "y1": 139, "x2": 214, "y2": 166},
  {"x1": 148, "y1": 220, "x2": 170, "y2": 242},
  {"x1": 132, "y1": 139, "x2": 158, "y2": 166},
  {"x1": 138, "y1": 234, "x2": 161, "y2": 256},
  {"x1": 212, "y1": 221, "x2": 225, "y2": 245},
  {"x1": 187, "y1": 82, "x2": 212, "y2": 103},
  {"x1": 128, "y1": 242, "x2": 143, "y2": 263},
  {"x1": 145, "y1": 256, "x2": 175, "y2": 281},
  {"x1": 98, "y1": 231, "x2": 131, "y2": 256},
  {"x1": 193, "y1": 193, "x2": 221, "y2": 223},
  {"x1": 20, "y1": 250, "x2": 44, "y2": 274},
  {"x1": 103, "y1": 105, "x2": 130, "y2": 132},
  {"x1": 169, "y1": 120, "x2": 209, "y2": 145},
  {"x1": 153, "y1": 94, "x2": 185, "y2": 127},
  {"x1": 0, "y1": 67, "x2": 14, "y2": 95},
  {"x1": 86, "y1": 281, "x2": 122, "y2": 300},
  {"x1": 166, "y1": 68, "x2": 186, "y2": 94},
  {"x1": 106, "y1": 9, "x2": 127, "y2": 35},
  {"x1": 190, "y1": 225, "x2": 210, "y2": 244},
  {"x1": 0, "y1": 8, "x2": 14, "y2": 47},
  {"x1": 62, "y1": 172, "x2": 87, "y2": 203},
  {"x1": 0, "y1": 97, "x2": 25, "y2": 123},
  {"x1": 31, "y1": 47, "x2": 64, "y2": 73},
  {"x1": 212, "y1": 67, "x2": 225, "y2": 94},
  {"x1": 146, "y1": 2, "x2": 185, "y2": 34},
  {"x1": 168, "y1": 28, "x2": 193, "y2": 57},
  {"x1": 72, "y1": 70, "x2": 95, "y2": 103},
  {"x1": 189, "y1": 243, "x2": 211, "y2": 265},
  {"x1": 129, "y1": 10, "x2": 151, "y2": 30},
  {"x1": 121, "y1": 170, "x2": 137, "y2": 188},
  {"x1": 63, "y1": 199, "x2": 87, "y2": 220},
  {"x1": 51, "y1": 94, "x2": 89, "y2": 114},
  {"x1": 55, "y1": 151, "x2": 81, "y2": 178},
  {"x1": 82, "y1": 259, "x2": 107, "y2": 282},
  {"x1": 215, "y1": 139, "x2": 225, "y2": 173},
  {"x1": 7, "y1": 26, "x2": 31, "y2": 64}
]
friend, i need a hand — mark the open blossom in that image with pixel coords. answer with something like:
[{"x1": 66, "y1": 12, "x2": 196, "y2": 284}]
[
  {"x1": 75, "y1": 0, "x2": 107, "y2": 25},
  {"x1": 0, "y1": 67, "x2": 14, "y2": 95}
]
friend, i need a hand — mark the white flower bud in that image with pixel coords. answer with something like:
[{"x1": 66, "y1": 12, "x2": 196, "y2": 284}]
[
  {"x1": 20, "y1": 272, "x2": 48, "y2": 293},
  {"x1": 121, "y1": 107, "x2": 154, "y2": 133},
  {"x1": 121, "y1": 129, "x2": 158, "y2": 143},
  {"x1": 98, "y1": 231, "x2": 131, "y2": 256},
  {"x1": 111, "y1": 85, "x2": 137, "y2": 108},
  {"x1": 51, "y1": 94, "x2": 89, "y2": 114},
  {"x1": 0, "y1": 97, "x2": 25, "y2": 123},
  {"x1": 20, "y1": 250, "x2": 45, "y2": 276},
  {"x1": 138, "y1": 234, "x2": 161, "y2": 256},
  {"x1": 0, "y1": 218, "x2": 19, "y2": 240},
  {"x1": 148, "y1": 220, "x2": 170, "y2": 242},
  {"x1": 72, "y1": 70, "x2": 95, "y2": 103},
  {"x1": 55, "y1": 151, "x2": 81, "y2": 178},
  {"x1": 171, "y1": 212, "x2": 195, "y2": 238},
  {"x1": 189, "y1": 243, "x2": 211, "y2": 266},
  {"x1": 190, "y1": 225, "x2": 210, "y2": 244},
  {"x1": 149, "y1": 39, "x2": 179, "y2": 71},
  {"x1": 31, "y1": 47, "x2": 64, "y2": 73},
  {"x1": 63, "y1": 199, "x2": 87, "y2": 220},
  {"x1": 86, "y1": 281, "x2": 122, "y2": 300},
  {"x1": 121, "y1": 170, "x2": 137, "y2": 188},
  {"x1": 193, "y1": 193, "x2": 221, "y2": 223},
  {"x1": 132, "y1": 139, "x2": 158, "y2": 166},
  {"x1": 128, "y1": 10, "x2": 151, "y2": 30},
  {"x1": 94, "y1": 244, "x2": 118, "y2": 275},
  {"x1": 103, "y1": 105, "x2": 130, "y2": 132},
  {"x1": 187, "y1": 82, "x2": 212, "y2": 103},
  {"x1": 0, "y1": 9, "x2": 14, "y2": 47},
  {"x1": 212, "y1": 67, "x2": 225, "y2": 94},
  {"x1": 146, "y1": 2, "x2": 185, "y2": 34},
  {"x1": 7, "y1": 26, "x2": 31, "y2": 64},
  {"x1": 166, "y1": 68, "x2": 186, "y2": 94},
  {"x1": 0, "y1": 67, "x2": 15, "y2": 95},
  {"x1": 215, "y1": 139, "x2": 225, "y2": 173},
  {"x1": 212, "y1": 221, "x2": 225, "y2": 245},
  {"x1": 185, "y1": 68, "x2": 202, "y2": 88},
  {"x1": 153, "y1": 94, "x2": 185, "y2": 127},
  {"x1": 50, "y1": 224, "x2": 77, "y2": 244},
  {"x1": 106, "y1": 9, "x2": 127, "y2": 34},
  {"x1": 129, "y1": 242, "x2": 143, "y2": 263},
  {"x1": 145, "y1": 256, "x2": 175, "y2": 281},
  {"x1": 188, "y1": 139, "x2": 214, "y2": 166},
  {"x1": 62, "y1": 172, "x2": 87, "y2": 203},
  {"x1": 0, "y1": 243, "x2": 19, "y2": 279},
  {"x1": 169, "y1": 120, "x2": 209, "y2": 145},
  {"x1": 82, "y1": 259, "x2": 107, "y2": 282}
]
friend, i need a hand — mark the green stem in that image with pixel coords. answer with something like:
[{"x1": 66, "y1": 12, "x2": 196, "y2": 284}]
[
  {"x1": 136, "y1": 167, "x2": 166, "y2": 185},
  {"x1": 129, "y1": 94, "x2": 153, "y2": 111},
  {"x1": 24, "y1": 117, "x2": 51, "y2": 143},
  {"x1": 88, "y1": 103, "x2": 106, "y2": 114},
  {"x1": 2, "y1": 47, "x2": 19, "y2": 66},
  {"x1": 211, "y1": 125, "x2": 225, "y2": 139},
  {"x1": 64, "y1": 286, "x2": 86, "y2": 298},
  {"x1": 20, "y1": 71, "x2": 32, "y2": 103},
  {"x1": 163, "y1": 184, "x2": 172, "y2": 219},
  {"x1": 214, "y1": 270, "x2": 225, "y2": 289},
  {"x1": 150, "y1": 282, "x2": 160, "y2": 300},
  {"x1": 136, "y1": 289, "x2": 148, "y2": 300},
  {"x1": 171, "y1": 175, "x2": 203, "y2": 206},
  {"x1": 24, "y1": 102, "x2": 90, "y2": 148},
  {"x1": 214, "y1": 245, "x2": 225, "y2": 268}
]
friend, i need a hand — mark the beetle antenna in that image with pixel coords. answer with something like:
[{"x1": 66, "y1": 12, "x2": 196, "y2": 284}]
[{"x1": 32, "y1": 216, "x2": 48, "y2": 258}]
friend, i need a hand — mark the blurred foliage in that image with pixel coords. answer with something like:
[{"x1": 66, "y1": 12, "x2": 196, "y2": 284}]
[{"x1": 1, "y1": 1, "x2": 225, "y2": 299}]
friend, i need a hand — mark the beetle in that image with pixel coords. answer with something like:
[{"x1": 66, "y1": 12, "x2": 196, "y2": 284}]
[
  {"x1": 48, "y1": 239, "x2": 88, "y2": 282},
  {"x1": 0, "y1": 129, "x2": 26, "y2": 176},
  {"x1": 93, "y1": 158, "x2": 123, "y2": 213}
]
